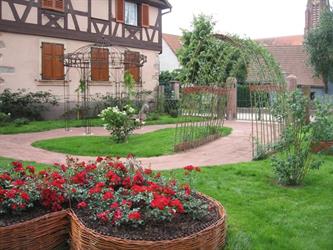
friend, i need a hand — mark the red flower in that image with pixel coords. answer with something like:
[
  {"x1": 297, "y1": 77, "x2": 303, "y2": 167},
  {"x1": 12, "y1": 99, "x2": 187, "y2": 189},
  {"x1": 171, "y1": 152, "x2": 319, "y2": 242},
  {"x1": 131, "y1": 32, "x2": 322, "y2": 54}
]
[
  {"x1": 133, "y1": 171, "x2": 144, "y2": 185},
  {"x1": 128, "y1": 211, "x2": 141, "y2": 220},
  {"x1": 85, "y1": 164, "x2": 96, "y2": 172},
  {"x1": 20, "y1": 192, "x2": 30, "y2": 201},
  {"x1": 144, "y1": 168, "x2": 153, "y2": 175},
  {"x1": 5, "y1": 188, "x2": 18, "y2": 199},
  {"x1": 170, "y1": 199, "x2": 185, "y2": 213},
  {"x1": 71, "y1": 188, "x2": 77, "y2": 193},
  {"x1": 38, "y1": 170, "x2": 48, "y2": 177},
  {"x1": 151, "y1": 194, "x2": 170, "y2": 210},
  {"x1": 122, "y1": 177, "x2": 131, "y2": 188},
  {"x1": 60, "y1": 165, "x2": 67, "y2": 172},
  {"x1": 12, "y1": 179, "x2": 25, "y2": 186},
  {"x1": 184, "y1": 184, "x2": 191, "y2": 196},
  {"x1": 155, "y1": 172, "x2": 161, "y2": 179},
  {"x1": 106, "y1": 171, "x2": 121, "y2": 185},
  {"x1": 103, "y1": 191, "x2": 114, "y2": 200},
  {"x1": 72, "y1": 171, "x2": 87, "y2": 184},
  {"x1": 97, "y1": 211, "x2": 109, "y2": 222},
  {"x1": 77, "y1": 201, "x2": 88, "y2": 209},
  {"x1": 163, "y1": 187, "x2": 176, "y2": 196},
  {"x1": 131, "y1": 185, "x2": 147, "y2": 193},
  {"x1": 121, "y1": 200, "x2": 132, "y2": 208},
  {"x1": 0, "y1": 173, "x2": 11, "y2": 181},
  {"x1": 113, "y1": 209, "x2": 122, "y2": 221},
  {"x1": 114, "y1": 162, "x2": 127, "y2": 172},
  {"x1": 96, "y1": 156, "x2": 103, "y2": 163},
  {"x1": 26, "y1": 166, "x2": 35, "y2": 174},
  {"x1": 12, "y1": 161, "x2": 24, "y2": 173},
  {"x1": 110, "y1": 202, "x2": 119, "y2": 209},
  {"x1": 184, "y1": 165, "x2": 195, "y2": 171}
]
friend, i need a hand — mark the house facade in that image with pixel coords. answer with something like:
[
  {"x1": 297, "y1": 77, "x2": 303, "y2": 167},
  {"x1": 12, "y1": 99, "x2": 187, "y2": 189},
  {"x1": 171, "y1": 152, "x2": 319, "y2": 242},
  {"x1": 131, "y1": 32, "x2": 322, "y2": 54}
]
[
  {"x1": 0, "y1": 0, "x2": 171, "y2": 118},
  {"x1": 159, "y1": 33, "x2": 181, "y2": 72}
]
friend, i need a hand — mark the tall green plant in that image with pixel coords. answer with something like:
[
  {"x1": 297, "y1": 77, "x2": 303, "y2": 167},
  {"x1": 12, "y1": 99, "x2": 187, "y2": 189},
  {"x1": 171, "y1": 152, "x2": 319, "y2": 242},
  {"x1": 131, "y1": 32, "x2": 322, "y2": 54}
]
[
  {"x1": 271, "y1": 90, "x2": 321, "y2": 186},
  {"x1": 304, "y1": 9, "x2": 333, "y2": 93}
]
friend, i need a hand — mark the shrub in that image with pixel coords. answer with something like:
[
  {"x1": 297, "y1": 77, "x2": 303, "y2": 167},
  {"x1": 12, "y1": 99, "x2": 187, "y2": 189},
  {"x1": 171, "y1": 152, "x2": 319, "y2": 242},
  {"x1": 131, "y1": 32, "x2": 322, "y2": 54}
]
[
  {"x1": 0, "y1": 112, "x2": 11, "y2": 125},
  {"x1": 271, "y1": 90, "x2": 321, "y2": 186},
  {"x1": 0, "y1": 89, "x2": 58, "y2": 120},
  {"x1": 99, "y1": 105, "x2": 141, "y2": 143},
  {"x1": 312, "y1": 98, "x2": 333, "y2": 142},
  {"x1": 13, "y1": 118, "x2": 30, "y2": 127}
]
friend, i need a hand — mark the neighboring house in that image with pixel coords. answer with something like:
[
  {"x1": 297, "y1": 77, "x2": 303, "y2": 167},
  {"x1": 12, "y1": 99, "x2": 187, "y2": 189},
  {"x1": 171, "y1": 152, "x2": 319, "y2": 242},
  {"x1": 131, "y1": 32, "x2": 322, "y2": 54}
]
[
  {"x1": 0, "y1": 0, "x2": 172, "y2": 118},
  {"x1": 159, "y1": 33, "x2": 181, "y2": 72},
  {"x1": 160, "y1": 0, "x2": 332, "y2": 96}
]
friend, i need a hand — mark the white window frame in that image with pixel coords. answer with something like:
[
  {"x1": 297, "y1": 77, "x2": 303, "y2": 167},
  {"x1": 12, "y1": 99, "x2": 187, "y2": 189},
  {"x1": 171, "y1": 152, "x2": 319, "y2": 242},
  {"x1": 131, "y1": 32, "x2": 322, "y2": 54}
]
[{"x1": 124, "y1": 1, "x2": 138, "y2": 26}]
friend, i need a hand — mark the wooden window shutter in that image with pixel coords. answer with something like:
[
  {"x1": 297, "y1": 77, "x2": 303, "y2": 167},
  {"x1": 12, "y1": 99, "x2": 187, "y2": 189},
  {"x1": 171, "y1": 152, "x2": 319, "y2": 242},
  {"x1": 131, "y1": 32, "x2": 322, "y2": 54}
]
[
  {"x1": 54, "y1": 0, "x2": 64, "y2": 12},
  {"x1": 116, "y1": 0, "x2": 125, "y2": 22},
  {"x1": 42, "y1": 43, "x2": 53, "y2": 80},
  {"x1": 125, "y1": 51, "x2": 140, "y2": 84},
  {"x1": 42, "y1": 43, "x2": 64, "y2": 80},
  {"x1": 141, "y1": 4, "x2": 150, "y2": 27},
  {"x1": 52, "y1": 44, "x2": 64, "y2": 80},
  {"x1": 42, "y1": 0, "x2": 54, "y2": 10},
  {"x1": 42, "y1": 0, "x2": 64, "y2": 12},
  {"x1": 91, "y1": 48, "x2": 109, "y2": 81}
]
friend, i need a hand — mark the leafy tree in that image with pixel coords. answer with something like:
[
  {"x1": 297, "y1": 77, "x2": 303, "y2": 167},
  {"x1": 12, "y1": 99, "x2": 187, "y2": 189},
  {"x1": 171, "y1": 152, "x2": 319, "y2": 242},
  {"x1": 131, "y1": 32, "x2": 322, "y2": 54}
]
[{"x1": 305, "y1": 10, "x2": 333, "y2": 93}]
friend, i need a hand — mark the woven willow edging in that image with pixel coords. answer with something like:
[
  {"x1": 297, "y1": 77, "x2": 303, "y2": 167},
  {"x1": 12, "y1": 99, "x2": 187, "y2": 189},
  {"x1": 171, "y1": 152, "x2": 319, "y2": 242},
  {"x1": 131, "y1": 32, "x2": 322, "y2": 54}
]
[
  {"x1": 69, "y1": 194, "x2": 227, "y2": 250},
  {"x1": 0, "y1": 209, "x2": 69, "y2": 250}
]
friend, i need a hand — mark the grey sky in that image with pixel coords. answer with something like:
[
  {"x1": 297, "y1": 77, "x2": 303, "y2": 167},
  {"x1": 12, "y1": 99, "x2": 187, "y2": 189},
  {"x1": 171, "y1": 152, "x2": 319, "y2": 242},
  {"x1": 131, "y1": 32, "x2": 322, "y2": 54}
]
[{"x1": 162, "y1": 0, "x2": 333, "y2": 38}]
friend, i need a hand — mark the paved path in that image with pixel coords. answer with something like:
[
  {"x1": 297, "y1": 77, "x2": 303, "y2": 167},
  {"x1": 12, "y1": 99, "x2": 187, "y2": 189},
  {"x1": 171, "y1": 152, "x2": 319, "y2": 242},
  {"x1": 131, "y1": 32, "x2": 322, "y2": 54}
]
[{"x1": 0, "y1": 121, "x2": 253, "y2": 170}]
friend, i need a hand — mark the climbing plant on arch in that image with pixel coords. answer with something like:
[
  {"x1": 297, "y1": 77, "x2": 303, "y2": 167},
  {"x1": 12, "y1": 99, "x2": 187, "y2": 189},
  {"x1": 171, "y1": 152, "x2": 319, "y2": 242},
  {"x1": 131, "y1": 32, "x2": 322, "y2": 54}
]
[{"x1": 175, "y1": 15, "x2": 287, "y2": 158}]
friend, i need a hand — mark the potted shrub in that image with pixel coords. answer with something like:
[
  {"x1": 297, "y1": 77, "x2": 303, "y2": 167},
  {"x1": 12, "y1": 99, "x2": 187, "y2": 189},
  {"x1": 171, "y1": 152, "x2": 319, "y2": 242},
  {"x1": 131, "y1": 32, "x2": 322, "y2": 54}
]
[
  {"x1": 311, "y1": 99, "x2": 333, "y2": 153},
  {"x1": 0, "y1": 162, "x2": 69, "y2": 250},
  {"x1": 67, "y1": 157, "x2": 227, "y2": 250}
]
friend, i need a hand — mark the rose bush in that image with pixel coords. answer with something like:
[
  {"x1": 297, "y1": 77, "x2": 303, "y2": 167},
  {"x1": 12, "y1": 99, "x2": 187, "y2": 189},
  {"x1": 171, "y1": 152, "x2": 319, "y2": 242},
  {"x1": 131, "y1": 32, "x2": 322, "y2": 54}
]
[
  {"x1": 0, "y1": 157, "x2": 208, "y2": 227},
  {"x1": 98, "y1": 105, "x2": 141, "y2": 143}
]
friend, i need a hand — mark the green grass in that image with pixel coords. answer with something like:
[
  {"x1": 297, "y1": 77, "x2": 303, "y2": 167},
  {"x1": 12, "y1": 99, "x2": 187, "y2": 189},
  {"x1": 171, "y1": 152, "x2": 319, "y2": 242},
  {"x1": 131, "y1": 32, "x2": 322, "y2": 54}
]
[
  {"x1": 0, "y1": 115, "x2": 205, "y2": 135},
  {"x1": 0, "y1": 154, "x2": 332, "y2": 249},
  {"x1": 32, "y1": 127, "x2": 232, "y2": 157},
  {"x1": 0, "y1": 156, "x2": 52, "y2": 171},
  {"x1": 168, "y1": 157, "x2": 333, "y2": 250}
]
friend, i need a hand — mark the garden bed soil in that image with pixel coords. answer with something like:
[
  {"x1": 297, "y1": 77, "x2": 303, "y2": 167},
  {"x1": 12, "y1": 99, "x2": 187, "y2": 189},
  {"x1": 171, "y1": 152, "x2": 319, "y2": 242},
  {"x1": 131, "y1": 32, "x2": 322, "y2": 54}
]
[
  {"x1": 0, "y1": 205, "x2": 51, "y2": 227},
  {"x1": 73, "y1": 195, "x2": 220, "y2": 241}
]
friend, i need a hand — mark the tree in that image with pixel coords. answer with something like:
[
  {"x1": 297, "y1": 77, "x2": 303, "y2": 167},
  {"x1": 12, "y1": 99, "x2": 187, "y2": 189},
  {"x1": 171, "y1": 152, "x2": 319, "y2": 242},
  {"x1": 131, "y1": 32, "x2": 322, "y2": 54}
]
[
  {"x1": 177, "y1": 15, "x2": 248, "y2": 86},
  {"x1": 305, "y1": 10, "x2": 333, "y2": 93}
]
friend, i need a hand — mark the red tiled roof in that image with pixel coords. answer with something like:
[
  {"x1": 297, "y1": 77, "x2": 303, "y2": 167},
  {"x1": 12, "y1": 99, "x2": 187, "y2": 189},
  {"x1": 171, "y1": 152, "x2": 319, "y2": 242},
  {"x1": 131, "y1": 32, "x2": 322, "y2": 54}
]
[
  {"x1": 256, "y1": 35, "x2": 304, "y2": 46},
  {"x1": 162, "y1": 33, "x2": 182, "y2": 54},
  {"x1": 265, "y1": 45, "x2": 324, "y2": 87}
]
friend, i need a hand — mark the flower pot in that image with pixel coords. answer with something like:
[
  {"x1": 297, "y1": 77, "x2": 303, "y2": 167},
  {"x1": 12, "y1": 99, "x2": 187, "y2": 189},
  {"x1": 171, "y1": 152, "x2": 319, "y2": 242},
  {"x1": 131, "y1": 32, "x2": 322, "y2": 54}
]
[
  {"x1": 311, "y1": 141, "x2": 333, "y2": 153},
  {"x1": 0, "y1": 210, "x2": 69, "y2": 250},
  {"x1": 69, "y1": 195, "x2": 227, "y2": 250}
]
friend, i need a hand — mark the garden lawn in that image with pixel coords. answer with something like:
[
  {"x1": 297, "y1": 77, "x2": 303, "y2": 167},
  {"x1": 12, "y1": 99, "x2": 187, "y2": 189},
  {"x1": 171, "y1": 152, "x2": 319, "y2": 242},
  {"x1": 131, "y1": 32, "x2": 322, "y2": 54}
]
[
  {"x1": 0, "y1": 155, "x2": 332, "y2": 249},
  {"x1": 0, "y1": 156, "x2": 52, "y2": 171},
  {"x1": 32, "y1": 127, "x2": 232, "y2": 157},
  {"x1": 0, "y1": 115, "x2": 205, "y2": 134},
  {"x1": 168, "y1": 156, "x2": 333, "y2": 250}
]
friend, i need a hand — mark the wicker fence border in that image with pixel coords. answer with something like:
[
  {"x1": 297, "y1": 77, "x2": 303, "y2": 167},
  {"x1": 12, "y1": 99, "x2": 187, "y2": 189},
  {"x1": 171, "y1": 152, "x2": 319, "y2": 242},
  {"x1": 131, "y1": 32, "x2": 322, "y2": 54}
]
[
  {"x1": 0, "y1": 209, "x2": 69, "y2": 250},
  {"x1": 69, "y1": 194, "x2": 227, "y2": 250}
]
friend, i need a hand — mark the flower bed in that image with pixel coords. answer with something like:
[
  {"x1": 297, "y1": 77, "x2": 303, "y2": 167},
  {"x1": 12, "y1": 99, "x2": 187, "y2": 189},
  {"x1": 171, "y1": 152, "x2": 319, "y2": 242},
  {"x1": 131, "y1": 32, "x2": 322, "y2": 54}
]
[
  {"x1": 0, "y1": 158, "x2": 227, "y2": 250},
  {"x1": 311, "y1": 141, "x2": 333, "y2": 154}
]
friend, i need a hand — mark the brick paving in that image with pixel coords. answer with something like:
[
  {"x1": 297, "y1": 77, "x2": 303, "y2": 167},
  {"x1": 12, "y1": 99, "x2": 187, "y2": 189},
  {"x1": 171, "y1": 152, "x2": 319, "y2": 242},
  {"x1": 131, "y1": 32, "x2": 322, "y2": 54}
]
[{"x1": 0, "y1": 121, "x2": 253, "y2": 170}]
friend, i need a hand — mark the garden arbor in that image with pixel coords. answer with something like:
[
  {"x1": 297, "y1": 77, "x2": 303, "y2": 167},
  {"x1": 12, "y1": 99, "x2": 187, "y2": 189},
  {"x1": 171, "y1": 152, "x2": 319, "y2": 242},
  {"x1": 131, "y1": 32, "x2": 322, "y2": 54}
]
[
  {"x1": 175, "y1": 34, "x2": 287, "y2": 158},
  {"x1": 62, "y1": 39, "x2": 146, "y2": 134}
]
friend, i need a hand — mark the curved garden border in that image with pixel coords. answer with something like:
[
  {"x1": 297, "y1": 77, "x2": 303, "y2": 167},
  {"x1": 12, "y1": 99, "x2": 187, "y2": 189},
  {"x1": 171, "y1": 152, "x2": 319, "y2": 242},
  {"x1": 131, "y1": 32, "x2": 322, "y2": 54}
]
[
  {"x1": 0, "y1": 210, "x2": 69, "y2": 250},
  {"x1": 69, "y1": 194, "x2": 227, "y2": 250}
]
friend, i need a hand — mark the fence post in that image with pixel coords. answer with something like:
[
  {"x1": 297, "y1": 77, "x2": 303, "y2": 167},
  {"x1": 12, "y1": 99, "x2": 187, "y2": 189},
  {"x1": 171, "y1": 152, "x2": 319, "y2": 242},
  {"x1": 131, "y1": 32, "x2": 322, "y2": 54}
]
[
  {"x1": 170, "y1": 80, "x2": 180, "y2": 100},
  {"x1": 226, "y1": 77, "x2": 237, "y2": 120},
  {"x1": 301, "y1": 85, "x2": 311, "y2": 124}
]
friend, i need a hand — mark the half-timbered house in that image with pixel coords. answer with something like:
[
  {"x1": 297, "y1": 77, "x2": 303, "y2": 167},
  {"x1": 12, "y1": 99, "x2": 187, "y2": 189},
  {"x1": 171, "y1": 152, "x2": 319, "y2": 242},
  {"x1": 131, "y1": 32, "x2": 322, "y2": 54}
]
[{"x1": 0, "y1": 0, "x2": 171, "y2": 118}]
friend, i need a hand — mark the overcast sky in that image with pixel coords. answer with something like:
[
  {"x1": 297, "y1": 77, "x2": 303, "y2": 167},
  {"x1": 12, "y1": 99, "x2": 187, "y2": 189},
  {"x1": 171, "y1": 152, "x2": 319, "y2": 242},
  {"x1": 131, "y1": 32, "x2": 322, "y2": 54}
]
[{"x1": 162, "y1": 0, "x2": 333, "y2": 39}]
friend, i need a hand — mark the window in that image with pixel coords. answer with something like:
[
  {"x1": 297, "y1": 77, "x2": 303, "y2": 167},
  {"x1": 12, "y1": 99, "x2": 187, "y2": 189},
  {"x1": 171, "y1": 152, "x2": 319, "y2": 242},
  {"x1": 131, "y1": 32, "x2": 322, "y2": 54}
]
[
  {"x1": 125, "y1": 1, "x2": 138, "y2": 26},
  {"x1": 124, "y1": 51, "x2": 141, "y2": 84},
  {"x1": 41, "y1": 42, "x2": 64, "y2": 80},
  {"x1": 42, "y1": 0, "x2": 64, "y2": 12},
  {"x1": 91, "y1": 48, "x2": 109, "y2": 81}
]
